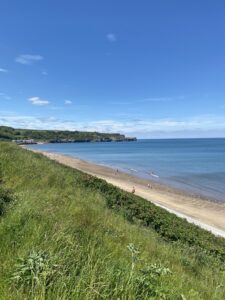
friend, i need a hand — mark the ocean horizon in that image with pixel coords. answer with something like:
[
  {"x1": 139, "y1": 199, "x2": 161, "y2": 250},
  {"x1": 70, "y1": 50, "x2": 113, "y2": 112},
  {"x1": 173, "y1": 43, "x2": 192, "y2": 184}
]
[{"x1": 28, "y1": 138, "x2": 225, "y2": 203}]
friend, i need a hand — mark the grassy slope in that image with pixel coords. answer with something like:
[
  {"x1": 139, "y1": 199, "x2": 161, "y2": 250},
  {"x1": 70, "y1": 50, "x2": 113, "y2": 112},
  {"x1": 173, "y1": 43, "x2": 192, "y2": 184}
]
[{"x1": 0, "y1": 142, "x2": 224, "y2": 299}]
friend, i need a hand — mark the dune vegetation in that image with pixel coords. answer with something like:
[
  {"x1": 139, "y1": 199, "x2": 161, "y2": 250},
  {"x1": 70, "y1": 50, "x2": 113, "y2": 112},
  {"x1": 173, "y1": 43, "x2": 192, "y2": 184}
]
[{"x1": 0, "y1": 142, "x2": 224, "y2": 299}]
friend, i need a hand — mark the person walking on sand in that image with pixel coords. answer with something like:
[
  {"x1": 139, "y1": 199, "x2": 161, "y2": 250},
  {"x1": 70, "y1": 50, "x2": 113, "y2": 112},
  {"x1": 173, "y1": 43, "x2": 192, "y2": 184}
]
[{"x1": 132, "y1": 186, "x2": 135, "y2": 194}]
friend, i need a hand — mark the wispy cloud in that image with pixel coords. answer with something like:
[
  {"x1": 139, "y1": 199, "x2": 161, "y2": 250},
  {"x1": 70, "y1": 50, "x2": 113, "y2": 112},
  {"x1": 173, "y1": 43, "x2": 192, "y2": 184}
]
[
  {"x1": 110, "y1": 96, "x2": 184, "y2": 105},
  {"x1": 65, "y1": 100, "x2": 72, "y2": 105},
  {"x1": 42, "y1": 71, "x2": 48, "y2": 75},
  {"x1": 15, "y1": 54, "x2": 43, "y2": 65},
  {"x1": 0, "y1": 68, "x2": 8, "y2": 73},
  {"x1": 50, "y1": 106, "x2": 64, "y2": 110},
  {"x1": 28, "y1": 96, "x2": 50, "y2": 106},
  {"x1": 110, "y1": 101, "x2": 131, "y2": 105},
  {"x1": 141, "y1": 96, "x2": 185, "y2": 103},
  {"x1": 0, "y1": 93, "x2": 11, "y2": 100},
  {"x1": 142, "y1": 97, "x2": 172, "y2": 102},
  {"x1": 0, "y1": 114, "x2": 225, "y2": 138},
  {"x1": 106, "y1": 33, "x2": 117, "y2": 42}
]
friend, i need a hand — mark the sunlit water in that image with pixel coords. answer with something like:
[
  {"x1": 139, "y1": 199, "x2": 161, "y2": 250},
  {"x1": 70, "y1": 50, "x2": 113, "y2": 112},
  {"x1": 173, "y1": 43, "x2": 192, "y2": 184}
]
[{"x1": 28, "y1": 139, "x2": 225, "y2": 202}]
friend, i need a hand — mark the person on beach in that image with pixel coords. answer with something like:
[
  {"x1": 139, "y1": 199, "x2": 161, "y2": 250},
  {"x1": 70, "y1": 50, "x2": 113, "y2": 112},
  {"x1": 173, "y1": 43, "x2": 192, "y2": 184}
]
[
  {"x1": 147, "y1": 183, "x2": 152, "y2": 189},
  {"x1": 132, "y1": 186, "x2": 135, "y2": 194}
]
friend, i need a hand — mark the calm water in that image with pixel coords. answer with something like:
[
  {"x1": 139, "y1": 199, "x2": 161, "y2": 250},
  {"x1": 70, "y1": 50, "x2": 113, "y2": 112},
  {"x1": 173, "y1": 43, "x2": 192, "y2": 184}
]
[{"x1": 28, "y1": 139, "x2": 225, "y2": 202}]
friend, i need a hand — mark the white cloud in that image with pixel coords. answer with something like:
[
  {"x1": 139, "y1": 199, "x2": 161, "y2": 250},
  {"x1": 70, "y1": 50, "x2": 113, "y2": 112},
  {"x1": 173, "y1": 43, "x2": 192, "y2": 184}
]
[
  {"x1": 15, "y1": 54, "x2": 43, "y2": 65},
  {"x1": 0, "y1": 93, "x2": 11, "y2": 100},
  {"x1": 28, "y1": 96, "x2": 50, "y2": 106},
  {"x1": 42, "y1": 71, "x2": 48, "y2": 75},
  {"x1": 65, "y1": 100, "x2": 72, "y2": 105},
  {"x1": 106, "y1": 33, "x2": 117, "y2": 42},
  {"x1": 0, "y1": 68, "x2": 8, "y2": 73},
  {"x1": 141, "y1": 96, "x2": 185, "y2": 103},
  {"x1": 0, "y1": 114, "x2": 225, "y2": 138},
  {"x1": 142, "y1": 97, "x2": 172, "y2": 102},
  {"x1": 109, "y1": 96, "x2": 183, "y2": 105}
]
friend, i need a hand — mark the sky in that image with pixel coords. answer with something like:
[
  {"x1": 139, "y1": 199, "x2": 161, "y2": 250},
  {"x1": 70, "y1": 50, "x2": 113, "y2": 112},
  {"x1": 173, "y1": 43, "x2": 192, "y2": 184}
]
[{"x1": 0, "y1": 0, "x2": 225, "y2": 138}]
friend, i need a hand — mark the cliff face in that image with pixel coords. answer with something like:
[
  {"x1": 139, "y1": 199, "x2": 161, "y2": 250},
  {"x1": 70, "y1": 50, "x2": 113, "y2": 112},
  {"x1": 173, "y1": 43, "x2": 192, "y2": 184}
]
[{"x1": 0, "y1": 126, "x2": 137, "y2": 143}]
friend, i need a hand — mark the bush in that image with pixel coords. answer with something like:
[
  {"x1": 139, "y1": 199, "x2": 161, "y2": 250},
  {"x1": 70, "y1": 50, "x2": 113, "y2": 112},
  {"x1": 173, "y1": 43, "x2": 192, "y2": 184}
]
[
  {"x1": 134, "y1": 264, "x2": 172, "y2": 299},
  {"x1": 0, "y1": 187, "x2": 14, "y2": 216}
]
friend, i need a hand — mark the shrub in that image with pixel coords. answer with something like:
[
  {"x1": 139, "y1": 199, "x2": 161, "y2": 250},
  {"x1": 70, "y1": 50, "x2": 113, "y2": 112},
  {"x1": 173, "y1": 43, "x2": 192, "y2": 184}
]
[
  {"x1": 0, "y1": 187, "x2": 14, "y2": 216},
  {"x1": 134, "y1": 264, "x2": 172, "y2": 299},
  {"x1": 11, "y1": 250, "x2": 59, "y2": 292}
]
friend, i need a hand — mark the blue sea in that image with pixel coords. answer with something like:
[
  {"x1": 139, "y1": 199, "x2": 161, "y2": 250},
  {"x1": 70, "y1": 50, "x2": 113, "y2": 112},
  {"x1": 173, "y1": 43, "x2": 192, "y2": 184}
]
[{"x1": 28, "y1": 139, "x2": 225, "y2": 202}]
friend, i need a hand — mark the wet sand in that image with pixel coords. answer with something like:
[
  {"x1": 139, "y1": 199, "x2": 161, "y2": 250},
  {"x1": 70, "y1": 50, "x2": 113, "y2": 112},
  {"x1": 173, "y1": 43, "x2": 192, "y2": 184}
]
[{"x1": 27, "y1": 148, "x2": 225, "y2": 238}]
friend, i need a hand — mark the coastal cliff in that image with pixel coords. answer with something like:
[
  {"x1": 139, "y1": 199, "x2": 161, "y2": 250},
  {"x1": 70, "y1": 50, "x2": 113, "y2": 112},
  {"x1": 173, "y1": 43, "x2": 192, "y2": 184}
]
[{"x1": 0, "y1": 126, "x2": 137, "y2": 144}]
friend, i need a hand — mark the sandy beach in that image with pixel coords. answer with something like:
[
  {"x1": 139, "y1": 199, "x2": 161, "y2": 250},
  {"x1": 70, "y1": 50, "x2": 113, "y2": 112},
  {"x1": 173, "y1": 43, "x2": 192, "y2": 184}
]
[{"x1": 27, "y1": 148, "x2": 225, "y2": 238}]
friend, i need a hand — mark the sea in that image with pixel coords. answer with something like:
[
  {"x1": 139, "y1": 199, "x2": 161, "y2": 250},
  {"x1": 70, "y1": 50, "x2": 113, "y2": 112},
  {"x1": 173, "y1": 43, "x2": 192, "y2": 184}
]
[{"x1": 28, "y1": 138, "x2": 225, "y2": 203}]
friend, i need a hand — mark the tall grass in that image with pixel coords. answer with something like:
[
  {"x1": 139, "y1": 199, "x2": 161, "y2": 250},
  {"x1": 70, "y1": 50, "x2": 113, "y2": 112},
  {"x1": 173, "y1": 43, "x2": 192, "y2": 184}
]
[{"x1": 0, "y1": 142, "x2": 224, "y2": 299}]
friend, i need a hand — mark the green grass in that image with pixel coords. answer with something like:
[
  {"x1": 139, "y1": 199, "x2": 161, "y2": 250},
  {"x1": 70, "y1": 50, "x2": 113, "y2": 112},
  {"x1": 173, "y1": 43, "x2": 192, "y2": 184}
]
[{"x1": 0, "y1": 142, "x2": 224, "y2": 299}]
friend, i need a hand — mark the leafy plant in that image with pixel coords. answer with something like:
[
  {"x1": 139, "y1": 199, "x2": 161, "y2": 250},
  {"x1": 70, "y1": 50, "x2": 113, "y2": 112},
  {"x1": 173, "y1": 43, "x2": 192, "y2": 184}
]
[
  {"x1": 11, "y1": 250, "x2": 59, "y2": 291},
  {"x1": 127, "y1": 243, "x2": 140, "y2": 272},
  {"x1": 134, "y1": 263, "x2": 172, "y2": 299},
  {"x1": 126, "y1": 244, "x2": 172, "y2": 299}
]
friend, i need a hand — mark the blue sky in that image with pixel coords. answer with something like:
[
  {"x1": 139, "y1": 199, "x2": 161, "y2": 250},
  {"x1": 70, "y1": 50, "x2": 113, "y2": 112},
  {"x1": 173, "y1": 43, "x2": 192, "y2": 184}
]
[{"x1": 1, "y1": 0, "x2": 225, "y2": 138}]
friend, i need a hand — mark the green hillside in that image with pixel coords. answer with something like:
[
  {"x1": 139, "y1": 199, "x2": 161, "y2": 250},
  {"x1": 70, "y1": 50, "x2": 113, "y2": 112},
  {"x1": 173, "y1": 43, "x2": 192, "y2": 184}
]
[
  {"x1": 0, "y1": 126, "x2": 136, "y2": 142},
  {"x1": 0, "y1": 142, "x2": 224, "y2": 299}
]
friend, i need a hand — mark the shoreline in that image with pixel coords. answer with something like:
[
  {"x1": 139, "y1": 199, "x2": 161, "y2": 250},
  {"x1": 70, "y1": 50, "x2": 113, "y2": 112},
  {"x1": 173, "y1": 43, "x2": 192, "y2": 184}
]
[
  {"x1": 26, "y1": 147, "x2": 225, "y2": 238},
  {"x1": 99, "y1": 163, "x2": 223, "y2": 204}
]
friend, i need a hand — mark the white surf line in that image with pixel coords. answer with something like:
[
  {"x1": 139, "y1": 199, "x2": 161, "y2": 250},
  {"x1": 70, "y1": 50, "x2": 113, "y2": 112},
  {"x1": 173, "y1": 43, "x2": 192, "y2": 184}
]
[
  {"x1": 146, "y1": 171, "x2": 160, "y2": 178},
  {"x1": 129, "y1": 168, "x2": 138, "y2": 172},
  {"x1": 152, "y1": 201, "x2": 225, "y2": 239}
]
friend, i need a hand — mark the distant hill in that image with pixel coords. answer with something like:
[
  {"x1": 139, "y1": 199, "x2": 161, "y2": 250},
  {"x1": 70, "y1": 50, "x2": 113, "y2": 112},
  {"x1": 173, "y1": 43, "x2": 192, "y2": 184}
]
[{"x1": 0, "y1": 126, "x2": 136, "y2": 143}]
